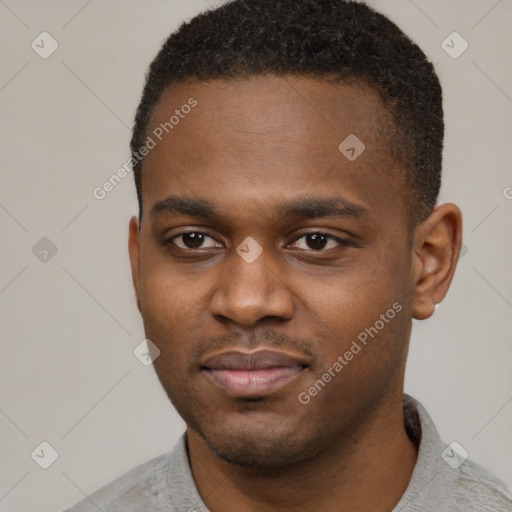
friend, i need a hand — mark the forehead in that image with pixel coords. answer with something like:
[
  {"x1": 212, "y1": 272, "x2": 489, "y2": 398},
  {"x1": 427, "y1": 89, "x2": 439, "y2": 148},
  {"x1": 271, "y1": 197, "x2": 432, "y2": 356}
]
[
  {"x1": 148, "y1": 74, "x2": 393, "y2": 148},
  {"x1": 141, "y1": 75, "x2": 405, "y2": 222}
]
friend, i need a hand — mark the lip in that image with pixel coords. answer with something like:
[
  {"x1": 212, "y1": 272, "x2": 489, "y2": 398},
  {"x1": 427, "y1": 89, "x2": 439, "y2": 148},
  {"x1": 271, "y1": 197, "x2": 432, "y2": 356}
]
[{"x1": 201, "y1": 349, "x2": 309, "y2": 398}]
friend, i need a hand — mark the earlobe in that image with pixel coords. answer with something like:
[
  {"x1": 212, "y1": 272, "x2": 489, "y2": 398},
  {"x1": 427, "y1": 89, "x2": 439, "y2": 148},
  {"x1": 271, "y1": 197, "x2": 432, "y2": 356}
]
[
  {"x1": 128, "y1": 216, "x2": 142, "y2": 313},
  {"x1": 411, "y1": 203, "x2": 462, "y2": 320}
]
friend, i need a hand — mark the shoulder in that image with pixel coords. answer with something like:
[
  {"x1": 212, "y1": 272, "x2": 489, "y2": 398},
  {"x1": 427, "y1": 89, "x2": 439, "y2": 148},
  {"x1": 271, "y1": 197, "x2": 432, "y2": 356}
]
[
  {"x1": 62, "y1": 452, "x2": 173, "y2": 512},
  {"x1": 399, "y1": 394, "x2": 512, "y2": 512},
  {"x1": 455, "y1": 457, "x2": 512, "y2": 511}
]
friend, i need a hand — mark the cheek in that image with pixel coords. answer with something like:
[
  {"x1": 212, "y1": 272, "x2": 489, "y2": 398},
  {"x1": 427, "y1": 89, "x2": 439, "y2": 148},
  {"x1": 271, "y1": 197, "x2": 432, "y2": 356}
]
[
  {"x1": 138, "y1": 272, "x2": 194, "y2": 384},
  {"x1": 298, "y1": 254, "x2": 409, "y2": 358},
  {"x1": 302, "y1": 259, "x2": 398, "y2": 315},
  {"x1": 138, "y1": 242, "x2": 199, "y2": 316},
  {"x1": 138, "y1": 263, "x2": 197, "y2": 353},
  {"x1": 137, "y1": 252, "x2": 218, "y2": 371}
]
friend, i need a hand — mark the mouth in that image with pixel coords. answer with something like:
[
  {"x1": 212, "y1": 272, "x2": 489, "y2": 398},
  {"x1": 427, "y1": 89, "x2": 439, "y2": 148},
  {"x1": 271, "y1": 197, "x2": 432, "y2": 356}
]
[{"x1": 200, "y1": 349, "x2": 310, "y2": 399}]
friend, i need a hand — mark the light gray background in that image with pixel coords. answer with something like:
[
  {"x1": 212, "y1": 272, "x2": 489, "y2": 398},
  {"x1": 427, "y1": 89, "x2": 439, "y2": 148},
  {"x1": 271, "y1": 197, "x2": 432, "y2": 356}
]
[{"x1": 0, "y1": 1, "x2": 511, "y2": 511}]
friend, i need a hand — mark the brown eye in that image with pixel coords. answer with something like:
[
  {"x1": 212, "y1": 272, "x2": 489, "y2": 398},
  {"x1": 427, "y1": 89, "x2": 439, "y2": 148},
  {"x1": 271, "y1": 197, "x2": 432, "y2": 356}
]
[
  {"x1": 290, "y1": 233, "x2": 350, "y2": 251},
  {"x1": 305, "y1": 233, "x2": 328, "y2": 250},
  {"x1": 169, "y1": 232, "x2": 220, "y2": 250}
]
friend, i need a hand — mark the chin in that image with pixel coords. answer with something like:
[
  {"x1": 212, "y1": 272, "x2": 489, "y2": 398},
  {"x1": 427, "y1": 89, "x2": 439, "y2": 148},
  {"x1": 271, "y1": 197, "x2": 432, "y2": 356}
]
[
  {"x1": 191, "y1": 415, "x2": 322, "y2": 469},
  {"x1": 207, "y1": 436, "x2": 316, "y2": 469}
]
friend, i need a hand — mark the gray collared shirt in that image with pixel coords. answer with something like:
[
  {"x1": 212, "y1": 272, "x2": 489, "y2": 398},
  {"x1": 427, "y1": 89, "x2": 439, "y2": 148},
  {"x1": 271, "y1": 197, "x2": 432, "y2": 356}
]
[{"x1": 64, "y1": 394, "x2": 512, "y2": 511}]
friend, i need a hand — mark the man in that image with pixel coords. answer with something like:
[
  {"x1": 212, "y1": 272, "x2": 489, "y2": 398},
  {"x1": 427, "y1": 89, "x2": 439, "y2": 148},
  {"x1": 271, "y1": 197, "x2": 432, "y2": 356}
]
[{"x1": 65, "y1": 0, "x2": 512, "y2": 510}]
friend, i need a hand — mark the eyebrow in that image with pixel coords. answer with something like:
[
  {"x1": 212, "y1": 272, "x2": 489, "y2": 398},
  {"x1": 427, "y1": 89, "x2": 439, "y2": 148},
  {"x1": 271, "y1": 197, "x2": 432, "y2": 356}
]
[
  {"x1": 278, "y1": 197, "x2": 366, "y2": 219},
  {"x1": 150, "y1": 196, "x2": 216, "y2": 220},
  {"x1": 150, "y1": 195, "x2": 367, "y2": 221}
]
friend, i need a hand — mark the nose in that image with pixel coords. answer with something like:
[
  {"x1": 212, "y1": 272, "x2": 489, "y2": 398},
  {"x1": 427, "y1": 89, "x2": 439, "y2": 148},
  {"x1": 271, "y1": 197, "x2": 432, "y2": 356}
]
[{"x1": 209, "y1": 247, "x2": 294, "y2": 327}]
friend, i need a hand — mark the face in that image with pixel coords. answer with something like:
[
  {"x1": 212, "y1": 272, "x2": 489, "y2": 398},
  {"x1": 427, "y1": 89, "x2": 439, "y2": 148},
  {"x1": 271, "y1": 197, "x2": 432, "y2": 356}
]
[{"x1": 129, "y1": 75, "x2": 420, "y2": 468}]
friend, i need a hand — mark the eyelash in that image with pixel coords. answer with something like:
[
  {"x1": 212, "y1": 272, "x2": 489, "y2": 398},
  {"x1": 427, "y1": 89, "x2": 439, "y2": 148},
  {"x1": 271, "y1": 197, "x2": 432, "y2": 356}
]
[{"x1": 163, "y1": 231, "x2": 351, "y2": 252}]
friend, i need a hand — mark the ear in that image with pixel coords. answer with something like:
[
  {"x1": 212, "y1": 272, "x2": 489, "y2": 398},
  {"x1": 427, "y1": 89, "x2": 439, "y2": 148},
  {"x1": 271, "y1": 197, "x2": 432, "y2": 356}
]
[
  {"x1": 411, "y1": 203, "x2": 463, "y2": 320},
  {"x1": 128, "y1": 216, "x2": 142, "y2": 313}
]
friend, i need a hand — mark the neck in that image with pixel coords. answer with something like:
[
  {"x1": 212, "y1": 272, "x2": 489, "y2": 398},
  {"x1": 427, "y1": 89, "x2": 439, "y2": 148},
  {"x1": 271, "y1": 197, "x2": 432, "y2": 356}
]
[{"x1": 187, "y1": 390, "x2": 418, "y2": 512}]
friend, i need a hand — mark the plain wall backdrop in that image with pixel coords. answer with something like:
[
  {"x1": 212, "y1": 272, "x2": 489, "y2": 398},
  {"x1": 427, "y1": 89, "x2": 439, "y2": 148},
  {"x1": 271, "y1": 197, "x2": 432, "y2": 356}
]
[{"x1": 0, "y1": 1, "x2": 511, "y2": 511}]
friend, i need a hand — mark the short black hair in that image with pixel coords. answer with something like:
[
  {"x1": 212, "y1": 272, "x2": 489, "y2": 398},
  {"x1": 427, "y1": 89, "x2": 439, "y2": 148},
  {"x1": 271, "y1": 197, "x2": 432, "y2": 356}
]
[{"x1": 131, "y1": 0, "x2": 443, "y2": 223}]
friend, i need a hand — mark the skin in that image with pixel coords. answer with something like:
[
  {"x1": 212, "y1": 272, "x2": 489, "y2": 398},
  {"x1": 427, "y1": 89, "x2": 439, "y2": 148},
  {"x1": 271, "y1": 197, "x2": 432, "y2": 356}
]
[{"x1": 128, "y1": 75, "x2": 462, "y2": 512}]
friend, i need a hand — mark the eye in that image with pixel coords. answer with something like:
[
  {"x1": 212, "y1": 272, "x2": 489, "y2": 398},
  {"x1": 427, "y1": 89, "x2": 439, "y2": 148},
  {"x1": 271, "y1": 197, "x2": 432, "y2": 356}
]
[
  {"x1": 290, "y1": 232, "x2": 349, "y2": 251},
  {"x1": 167, "y1": 231, "x2": 221, "y2": 250}
]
